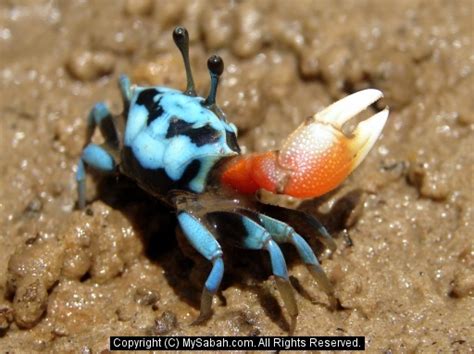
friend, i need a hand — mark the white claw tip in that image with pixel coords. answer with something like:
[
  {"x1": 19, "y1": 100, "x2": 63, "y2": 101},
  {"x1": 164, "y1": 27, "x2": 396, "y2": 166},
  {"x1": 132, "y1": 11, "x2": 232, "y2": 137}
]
[
  {"x1": 349, "y1": 107, "x2": 389, "y2": 170},
  {"x1": 316, "y1": 89, "x2": 384, "y2": 129}
]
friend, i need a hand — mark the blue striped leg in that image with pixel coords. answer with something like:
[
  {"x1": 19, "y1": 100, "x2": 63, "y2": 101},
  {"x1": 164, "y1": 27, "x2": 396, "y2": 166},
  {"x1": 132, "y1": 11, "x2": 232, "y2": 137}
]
[
  {"x1": 258, "y1": 213, "x2": 337, "y2": 308},
  {"x1": 177, "y1": 212, "x2": 224, "y2": 324},
  {"x1": 207, "y1": 211, "x2": 298, "y2": 333},
  {"x1": 76, "y1": 144, "x2": 116, "y2": 209}
]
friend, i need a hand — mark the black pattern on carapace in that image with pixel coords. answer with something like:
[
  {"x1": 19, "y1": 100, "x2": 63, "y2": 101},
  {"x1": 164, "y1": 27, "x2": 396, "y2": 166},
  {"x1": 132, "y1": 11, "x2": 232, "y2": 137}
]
[
  {"x1": 136, "y1": 88, "x2": 158, "y2": 107},
  {"x1": 166, "y1": 119, "x2": 221, "y2": 147},
  {"x1": 136, "y1": 89, "x2": 165, "y2": 126}
]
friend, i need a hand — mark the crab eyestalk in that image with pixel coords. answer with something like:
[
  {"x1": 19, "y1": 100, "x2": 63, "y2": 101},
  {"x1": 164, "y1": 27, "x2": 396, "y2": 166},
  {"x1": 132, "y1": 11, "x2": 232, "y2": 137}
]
[
  {"x1": 204, "y1": 55, "x2": 224, "y2": 108},
  {"x1": 173, "y1": 26, "x2": 196, "y2": 96},
  {"x1": 220, "y1": 89, "x2": 389, "y2": 199}
]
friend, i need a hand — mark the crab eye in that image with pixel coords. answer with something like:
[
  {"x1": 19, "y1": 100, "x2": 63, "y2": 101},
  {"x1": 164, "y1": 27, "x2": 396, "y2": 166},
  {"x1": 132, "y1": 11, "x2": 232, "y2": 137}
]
[
  {"x1": 173, "y1": 26, "x2": 196, "y2": 96},
  {"x1": 207, "y1": 55, "x2": 224, "y2": 76},
  {"x1": 172, "y1": 26, "x2": 188, "y2": 44}
]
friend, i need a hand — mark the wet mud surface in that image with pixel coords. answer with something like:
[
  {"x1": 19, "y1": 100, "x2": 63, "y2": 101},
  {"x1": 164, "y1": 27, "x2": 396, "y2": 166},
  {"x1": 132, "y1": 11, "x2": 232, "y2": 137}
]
[{"x1": 0, "y1": 0, "x2": 473, "y2": 352}]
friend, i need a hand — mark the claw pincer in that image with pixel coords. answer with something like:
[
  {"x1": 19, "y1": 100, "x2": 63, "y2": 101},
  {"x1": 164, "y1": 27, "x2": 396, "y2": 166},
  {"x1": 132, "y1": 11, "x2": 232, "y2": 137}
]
[{"x1": 220, "y1": 89, "x2": 388, "y2": 199}]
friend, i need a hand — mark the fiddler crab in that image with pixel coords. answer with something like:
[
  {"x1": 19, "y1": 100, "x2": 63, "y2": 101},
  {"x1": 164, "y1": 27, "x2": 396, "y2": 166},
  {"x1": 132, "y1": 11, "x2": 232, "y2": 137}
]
[{"x1": 76, "y1": 26, "x2": 388, "y2": 332}]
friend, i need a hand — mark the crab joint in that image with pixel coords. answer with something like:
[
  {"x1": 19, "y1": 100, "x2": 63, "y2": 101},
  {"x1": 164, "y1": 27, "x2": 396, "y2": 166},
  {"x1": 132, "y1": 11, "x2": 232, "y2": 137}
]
[{"x1": 220, "y1": 89, "x2": 389, "y2": 199}]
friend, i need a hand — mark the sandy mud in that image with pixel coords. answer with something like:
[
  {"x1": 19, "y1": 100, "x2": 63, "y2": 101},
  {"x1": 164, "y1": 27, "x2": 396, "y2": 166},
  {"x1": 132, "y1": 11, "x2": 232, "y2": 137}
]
[{"x1": 0, "y1": 0, "x2": 472, "y2": 352}]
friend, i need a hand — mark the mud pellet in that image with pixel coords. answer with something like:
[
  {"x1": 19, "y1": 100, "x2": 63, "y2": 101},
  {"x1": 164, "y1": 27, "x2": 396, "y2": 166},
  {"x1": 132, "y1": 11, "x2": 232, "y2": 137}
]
[
  {"x1": 66, "y1": 50, "x2": 115, "y2": 81},
  {"x1": 151, "y1": 311, "x2": 177, "y2": 335},
  {"x1": 13, "y1": 278, "x2": 48, "y2": 329}
]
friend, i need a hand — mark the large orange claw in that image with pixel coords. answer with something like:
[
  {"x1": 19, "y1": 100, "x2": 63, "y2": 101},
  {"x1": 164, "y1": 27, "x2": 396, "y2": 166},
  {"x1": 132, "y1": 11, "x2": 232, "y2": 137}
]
[{"x1": 220, "y1": 89, "x2": 389, "y2": 199}]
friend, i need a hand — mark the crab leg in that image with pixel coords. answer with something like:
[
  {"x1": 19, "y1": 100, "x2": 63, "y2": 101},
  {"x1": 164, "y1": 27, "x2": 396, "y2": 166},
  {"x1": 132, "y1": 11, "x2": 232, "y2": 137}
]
[
  {"x1": 118, "y1": 74, "x2": 133, "y2": 112},
  {"x1": 76, "y1": 144, "x2": 117, "y2": 209},
  {"x1": 257, "y1": 213, "x2": 337, "y2": 308},
  {"x1": 260, "y1": 203, "x2": 337, "y2": 254},
  {"x1": 177, "y1": 211, "x2": 224, "y2": 324},
  {"x1": 206, "y1": 211, "x2": 298, "y2": 333},
  {"x1": 84, "y1": 102, "x2": 118, "y2": 147},
  {"x1": 220, "y1": 89, "x2": 389, "y2": 199},
  {"x1": 77, "y1": 103, "x2": 119, "y2": 209}
]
